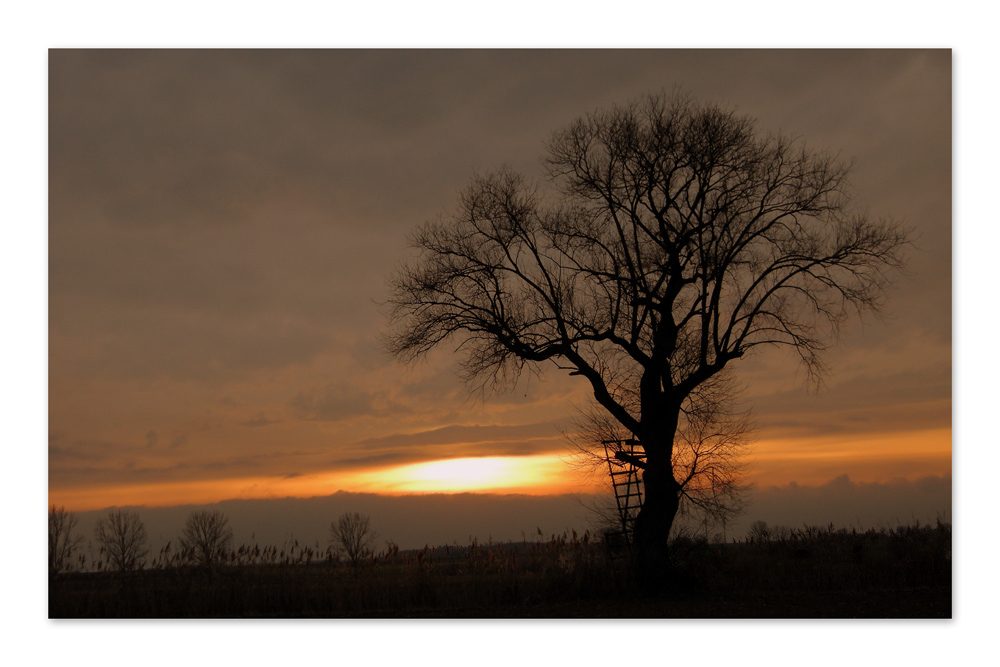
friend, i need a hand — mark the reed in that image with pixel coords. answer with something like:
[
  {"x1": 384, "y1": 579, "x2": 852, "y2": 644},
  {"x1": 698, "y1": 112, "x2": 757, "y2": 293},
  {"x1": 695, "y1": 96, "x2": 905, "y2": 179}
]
[{"x1": 48, "y1": 521, "x2": 950, "y2": 618}]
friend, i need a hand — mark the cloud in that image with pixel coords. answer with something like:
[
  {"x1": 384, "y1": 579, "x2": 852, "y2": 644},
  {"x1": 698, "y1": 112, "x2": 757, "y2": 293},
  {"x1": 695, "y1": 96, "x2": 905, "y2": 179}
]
[
  {"x1": 49, "y1": 439, "x2": 122, "y2": 464},
  {"x1": 240, "y1": 412, "x2": 280, "y2": 428},
  {"x1": 354, "y1": 422, "x2": 563, "y2": 450},
  {"x1": 324, "y1": 436, "x2": 568, "y2": 472},
  {"x1": 316, "y1": 421, "x2": 570, "y2": 470},
  {"x1": 48, "y1": 434, "x2": 324, "y2": 488},
  {"x1": 738, "y1": 349, "x2": 951, "y2": 441},
  {"x1": 733, "y1": 474, "x2": 952, "y2": 535},
  {"x1": 291, "y1": 383, "x2": 408, "y2": 422}
]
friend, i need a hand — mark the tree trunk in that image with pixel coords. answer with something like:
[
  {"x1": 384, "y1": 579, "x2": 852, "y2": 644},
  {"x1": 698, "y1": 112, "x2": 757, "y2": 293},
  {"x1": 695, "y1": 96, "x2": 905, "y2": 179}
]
[
  {"x1": 633, "y1": 460, "x2": 681, "y2": 590},
  {"x1": 633, "y1": 362, "x2": 682, "y2": 591}
]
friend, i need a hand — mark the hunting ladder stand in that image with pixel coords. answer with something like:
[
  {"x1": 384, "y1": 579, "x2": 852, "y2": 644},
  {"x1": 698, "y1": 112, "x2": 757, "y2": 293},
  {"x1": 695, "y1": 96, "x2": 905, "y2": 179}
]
[{"x1": 602, "y1": 438, "x2": 646, "y2": 567}]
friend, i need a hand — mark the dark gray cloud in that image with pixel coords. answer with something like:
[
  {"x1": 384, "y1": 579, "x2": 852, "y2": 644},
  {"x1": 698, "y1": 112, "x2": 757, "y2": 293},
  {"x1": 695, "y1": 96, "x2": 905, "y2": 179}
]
[{"x1": 737, "y1": 474, "x2": 952, "y2": 534}]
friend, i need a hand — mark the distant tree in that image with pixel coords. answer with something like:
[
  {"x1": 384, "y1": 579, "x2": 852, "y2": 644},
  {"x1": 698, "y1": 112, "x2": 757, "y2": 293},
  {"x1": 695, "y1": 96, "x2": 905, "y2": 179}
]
[
  {"x1": 48, "y1": 505, "x2": 84, "y2": 574},
  {"x1": 94, "y1": 509, "x2": 149, "y2": 572},
  {"x1": 179, "y1": 510, "x2": 233, "y2": 566},
  {"x1": 329, "y1": 512, "x2": 377, "y2": 565},
  {"x1": 386, "y1": 90, "x2": 908, "y2": 583}
]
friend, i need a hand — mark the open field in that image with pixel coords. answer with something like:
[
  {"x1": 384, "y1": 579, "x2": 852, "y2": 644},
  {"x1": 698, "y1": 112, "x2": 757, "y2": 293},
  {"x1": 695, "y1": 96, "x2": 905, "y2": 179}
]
[{"x1": 49, "y1": 521, "x2": 951, "y2": 619}]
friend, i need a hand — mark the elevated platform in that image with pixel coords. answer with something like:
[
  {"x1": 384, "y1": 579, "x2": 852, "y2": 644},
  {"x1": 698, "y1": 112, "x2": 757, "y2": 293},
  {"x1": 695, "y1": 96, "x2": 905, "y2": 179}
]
[{"x1": 601, "y1": 439, "x2": 645, "y2": 559}]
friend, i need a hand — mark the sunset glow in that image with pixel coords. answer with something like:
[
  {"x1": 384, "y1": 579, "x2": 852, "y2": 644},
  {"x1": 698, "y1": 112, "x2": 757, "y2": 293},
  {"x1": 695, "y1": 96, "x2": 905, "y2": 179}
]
[
  {"x1": 49, "y1": 426, "x2": 953, "y2": 513},
  {"x1": 357, "y1": 455, "x2": 577, "y2": 494},
  {"x1": 48, "y1": 454, "x2": 598, "y2": 512}
]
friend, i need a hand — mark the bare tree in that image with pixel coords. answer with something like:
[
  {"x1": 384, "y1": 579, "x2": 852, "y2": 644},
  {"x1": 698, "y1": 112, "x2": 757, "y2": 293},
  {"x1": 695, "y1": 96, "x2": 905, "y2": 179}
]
[
  {"x1": 386, "y1": 90, "x2": 908, "y2": 580},
  {"x1": 94, "y1": 509, "x2": 149, "y2": 572},
  {"x1": 329, "y1": 512, "x2": 377, "y2": 565},
  {"x1": 49, "y1": 505, "x2": 84, "y2": 574},
  {"x1": 179, "y1": 510, "x2": 233, "y2": 566}
]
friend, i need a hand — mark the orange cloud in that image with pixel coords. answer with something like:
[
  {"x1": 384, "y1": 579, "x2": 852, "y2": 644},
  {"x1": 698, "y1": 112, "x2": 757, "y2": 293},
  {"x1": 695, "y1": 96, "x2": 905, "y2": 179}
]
[{"x1": 748, "y1": 427, "x2": 951, "y2": 487}]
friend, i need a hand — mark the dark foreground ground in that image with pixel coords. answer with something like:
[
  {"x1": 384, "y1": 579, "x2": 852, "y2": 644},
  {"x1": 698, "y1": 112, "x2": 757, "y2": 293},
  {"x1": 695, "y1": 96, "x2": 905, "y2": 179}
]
[
  {"x1": 463, "y1": 588, "x2": 951, "y2": 618},
  {"x1": 49, "y1": 522, "x2": 951, "y2": 619}
]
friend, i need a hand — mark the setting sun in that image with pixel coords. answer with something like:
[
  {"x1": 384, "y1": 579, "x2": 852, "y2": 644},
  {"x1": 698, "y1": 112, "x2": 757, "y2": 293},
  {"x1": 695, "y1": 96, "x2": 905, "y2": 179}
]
[{"x1": 357, "y1": 455, "x2": 578, "y2": 494}]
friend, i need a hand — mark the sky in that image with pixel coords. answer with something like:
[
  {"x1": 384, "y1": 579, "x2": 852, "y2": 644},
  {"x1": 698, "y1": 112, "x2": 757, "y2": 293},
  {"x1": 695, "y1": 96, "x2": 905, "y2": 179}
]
[{"x1": 48, "y1": 49, "x2": 952, "y2": 549}]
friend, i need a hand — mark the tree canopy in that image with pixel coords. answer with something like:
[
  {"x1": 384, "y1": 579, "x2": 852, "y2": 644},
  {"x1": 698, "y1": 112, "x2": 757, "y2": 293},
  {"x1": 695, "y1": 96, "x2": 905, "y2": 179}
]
[{"x1": 386, "y1": 91, "x2": 908, "y2": 568}]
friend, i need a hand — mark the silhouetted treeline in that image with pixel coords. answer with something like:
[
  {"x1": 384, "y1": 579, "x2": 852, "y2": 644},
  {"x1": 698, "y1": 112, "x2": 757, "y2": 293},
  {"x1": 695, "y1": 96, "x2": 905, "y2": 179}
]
[{"x1": 49, "y1": 520, "x2": 951, "y2": 618}]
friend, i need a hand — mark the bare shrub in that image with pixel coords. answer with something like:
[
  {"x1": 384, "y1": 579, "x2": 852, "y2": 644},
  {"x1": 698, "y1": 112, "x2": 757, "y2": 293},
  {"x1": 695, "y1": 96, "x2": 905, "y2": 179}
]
[
  {"x1": 95, "y1": 509, "x2": 149, "y2": 571},
  {"x1": 329, "y1": 512, "x2": 377, "y2": 565},
  {"x1": 747, "y1": 520, "x2": 770, "y2": 543},
  {"x1": 49, "y1": 505, "x2": 84, "y2": 574},
  {"x1": 179, "y1": 510, "x2": 233, "y2": 566}
]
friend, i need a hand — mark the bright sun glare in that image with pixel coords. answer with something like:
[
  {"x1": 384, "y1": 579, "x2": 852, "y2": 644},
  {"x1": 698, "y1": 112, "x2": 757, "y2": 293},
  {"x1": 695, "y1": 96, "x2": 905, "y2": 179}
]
[{"x1": 366, "y1": 455, "x2": 567, "y2": 493}]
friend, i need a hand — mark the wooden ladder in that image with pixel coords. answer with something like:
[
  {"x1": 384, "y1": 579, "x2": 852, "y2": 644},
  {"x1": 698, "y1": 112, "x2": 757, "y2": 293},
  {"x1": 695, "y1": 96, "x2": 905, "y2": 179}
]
[{"x1": 601, "y1": 439, "x2": 645, "y2": 562}]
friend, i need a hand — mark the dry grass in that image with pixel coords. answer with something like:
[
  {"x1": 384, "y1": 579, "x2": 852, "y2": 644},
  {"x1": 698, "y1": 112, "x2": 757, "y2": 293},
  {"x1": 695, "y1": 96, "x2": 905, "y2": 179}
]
[{"x1": 48, "y1": 522, "x2": 951, "y2": 618}]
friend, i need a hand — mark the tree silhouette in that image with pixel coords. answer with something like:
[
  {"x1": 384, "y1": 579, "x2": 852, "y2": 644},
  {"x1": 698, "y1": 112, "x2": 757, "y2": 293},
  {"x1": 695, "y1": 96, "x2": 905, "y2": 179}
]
[
  {"x1": 386, "y1": 91, "x2": 908, "y2": 582},
  {"x1": 94, "y1": 509, "x2": 149, "y2": 572},
  {"x1": 179, "y1": 510, "x2": 233, "y2": 566},
  {"x1": 570, "y1": 367, "x2": 755, "y2": 535},
  {"x1": 49, "y1": 505, "x2": 84, "y2": 574},
  {"x1": 329, "y1": 512, "x2": 377, "y2": 566}
]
